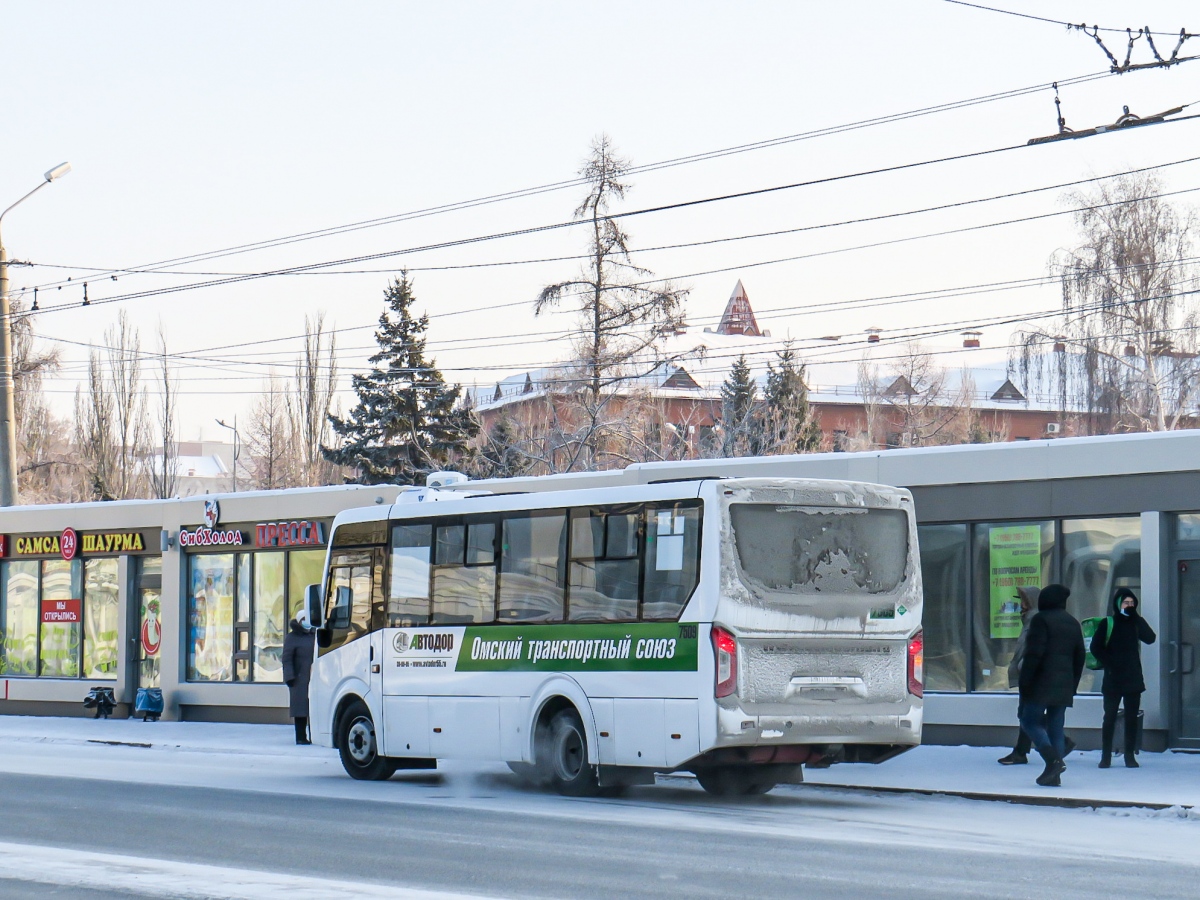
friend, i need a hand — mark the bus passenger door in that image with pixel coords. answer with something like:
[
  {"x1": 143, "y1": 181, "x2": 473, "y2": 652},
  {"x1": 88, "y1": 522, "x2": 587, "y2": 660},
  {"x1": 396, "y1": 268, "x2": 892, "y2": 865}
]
[{"x1": 319, "y1": 550, "x2": 380, "y2": 741}]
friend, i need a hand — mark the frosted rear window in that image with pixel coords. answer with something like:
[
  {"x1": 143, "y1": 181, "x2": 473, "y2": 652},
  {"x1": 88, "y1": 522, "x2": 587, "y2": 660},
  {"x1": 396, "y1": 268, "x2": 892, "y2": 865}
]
[{"x1": 730, "y1": 504, "x2": 908, "y2": 594}]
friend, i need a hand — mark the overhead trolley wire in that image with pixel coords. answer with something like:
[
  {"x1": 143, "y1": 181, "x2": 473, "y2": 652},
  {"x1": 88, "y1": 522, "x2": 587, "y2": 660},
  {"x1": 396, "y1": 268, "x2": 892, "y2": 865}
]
[{"x1": 16, "y1": 67, "x2": 1119, "y2": 295}]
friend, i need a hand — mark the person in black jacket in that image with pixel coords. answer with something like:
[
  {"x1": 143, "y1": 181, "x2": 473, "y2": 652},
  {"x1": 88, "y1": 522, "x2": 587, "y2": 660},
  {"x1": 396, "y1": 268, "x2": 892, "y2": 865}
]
[
  {"x1": 282, "y1": 609, "x2": 316, "y2": 745},
  {"x1": 1018, "y1": 583, "x2": 1085, "y2": 787},
  {"x1": 1091, "y1": 587, "x2": 1156, "y2": 769}
]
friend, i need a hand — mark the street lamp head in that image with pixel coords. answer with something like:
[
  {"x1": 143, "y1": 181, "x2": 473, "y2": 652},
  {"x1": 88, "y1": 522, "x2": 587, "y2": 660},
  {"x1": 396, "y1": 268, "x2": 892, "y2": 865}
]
[{"x1": 44, "y1": 162, "x2": 71, "y2": 183}]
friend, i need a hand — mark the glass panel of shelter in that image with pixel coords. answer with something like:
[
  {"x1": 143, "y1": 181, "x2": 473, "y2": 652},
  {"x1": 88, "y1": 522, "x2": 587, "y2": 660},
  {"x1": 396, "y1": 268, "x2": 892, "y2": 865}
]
[{"x1": 918, "y1": 515, "x2": 1141, "y2": 694}]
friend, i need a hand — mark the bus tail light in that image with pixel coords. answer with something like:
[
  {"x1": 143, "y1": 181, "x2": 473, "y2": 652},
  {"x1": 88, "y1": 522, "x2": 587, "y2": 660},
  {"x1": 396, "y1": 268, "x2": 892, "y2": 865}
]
[
  {"x1": 712, "y1": 626, "x2": 738, "y2": 698},
  {"x1": 907, "y1": 630, "x2": 924, "y2": 698}
]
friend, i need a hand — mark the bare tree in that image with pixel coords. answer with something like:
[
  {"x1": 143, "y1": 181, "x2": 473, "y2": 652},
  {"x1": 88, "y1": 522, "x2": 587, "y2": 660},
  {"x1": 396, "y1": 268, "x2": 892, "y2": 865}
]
[
  {"x1": 77, "y1": 312, "x2": 150, "y2": 500},
  {"x1": 10, "y1": 297, "x2": 76, "y2": 501},
  {"x1": 147, "y1": 331, "x2": 179, "y2": 499},
  {"x1": 535, "y1": 135, "x2": 689, "y2": 471},
  {"x1": 75, "y1": 357, "x2": 117, "y2": 500},
  {"x1": 287, "y1": 312, "x2": 339, "y2": 485},
  {"x1": 247, "y1": 374, "x2": 296, "y2": 490},
  {"x1": 1016, "y1": 172, "x2": 1200, "y2": 433},
  {"x1": 882, "y1": 344, "x2": 971, "y2": 447}
]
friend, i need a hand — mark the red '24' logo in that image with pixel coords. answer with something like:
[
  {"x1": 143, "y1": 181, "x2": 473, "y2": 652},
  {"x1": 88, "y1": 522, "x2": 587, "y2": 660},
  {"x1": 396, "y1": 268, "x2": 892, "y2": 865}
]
[{"x1": 60, "y1": 527, "x2": 78, "y2": 561}]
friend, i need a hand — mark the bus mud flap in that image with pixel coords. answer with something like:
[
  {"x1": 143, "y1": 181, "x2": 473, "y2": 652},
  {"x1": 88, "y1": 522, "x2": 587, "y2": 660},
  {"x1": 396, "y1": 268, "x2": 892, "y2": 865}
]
[
  {"x1": 598, "y1": 766, "x2": 657, "y2": 787},
  {"x1": 391, "y1": 757, "x2": 438, "y2": 770}
]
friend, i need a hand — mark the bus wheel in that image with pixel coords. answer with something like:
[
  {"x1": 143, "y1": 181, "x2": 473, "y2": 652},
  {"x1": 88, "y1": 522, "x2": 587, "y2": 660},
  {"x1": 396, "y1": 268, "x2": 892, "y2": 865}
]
[
  {"x1": 338, "y1": 700, "x2": 398, "y2": 781},
  {"x1": 695, "y1": 767, "x2": 776, "y2": 797},
  {"x1": 546, "y1": 708, "x2": 600, "y2": 797}
]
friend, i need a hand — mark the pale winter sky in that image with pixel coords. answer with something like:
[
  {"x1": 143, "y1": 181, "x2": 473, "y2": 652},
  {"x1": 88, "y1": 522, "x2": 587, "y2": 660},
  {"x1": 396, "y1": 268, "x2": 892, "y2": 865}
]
[{"x1": 4, "y1": 1, "x2": 1200, "y2": 440}]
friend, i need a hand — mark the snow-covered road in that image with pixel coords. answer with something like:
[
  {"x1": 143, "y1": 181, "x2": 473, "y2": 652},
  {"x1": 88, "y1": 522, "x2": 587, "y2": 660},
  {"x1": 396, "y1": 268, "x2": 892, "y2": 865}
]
[{"x1": 0, "y1": 716, "x2": 1197, "y2": 898}]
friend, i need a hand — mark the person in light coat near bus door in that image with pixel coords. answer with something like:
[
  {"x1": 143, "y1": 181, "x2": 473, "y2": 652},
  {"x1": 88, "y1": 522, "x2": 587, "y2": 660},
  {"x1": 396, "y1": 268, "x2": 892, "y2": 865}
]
[
  {"x1": 282, "y1": 609, "x2": 315, "y2": 745},
  {"x1": 1090, "y1": 587, "x2": 1156, "y2": 769},
  {"x1": 1018, "y1": 583, "x2": 1085, "y2": 787}
]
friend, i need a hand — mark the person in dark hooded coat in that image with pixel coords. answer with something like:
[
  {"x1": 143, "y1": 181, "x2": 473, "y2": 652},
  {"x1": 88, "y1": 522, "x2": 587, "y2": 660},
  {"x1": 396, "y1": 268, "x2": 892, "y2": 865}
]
[
  {"x1": 1090, "y1": 587, "x2": 1156, "y2": 768},
  {"x1": 1018, "y1": 583, "x2": 1085, "y2": 787},
  {"x1": 282, "y1": 609, "x2": 315, "y2": 745},
  {"x1": 998, "y1": 586, "x2": 1040, "y2": 765}
]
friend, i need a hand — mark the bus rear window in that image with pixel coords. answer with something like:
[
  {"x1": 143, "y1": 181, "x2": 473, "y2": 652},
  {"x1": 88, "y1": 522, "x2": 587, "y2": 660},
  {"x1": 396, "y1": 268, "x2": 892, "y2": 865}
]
[{"x1": 730, "y1": 504, "x2": 908, "y2": 594}]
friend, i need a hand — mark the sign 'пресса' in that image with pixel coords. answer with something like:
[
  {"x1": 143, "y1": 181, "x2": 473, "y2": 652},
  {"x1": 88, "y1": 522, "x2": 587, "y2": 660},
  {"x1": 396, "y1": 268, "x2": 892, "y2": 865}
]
[{"x1": 255, "y1": 520, "x2": 325, "y2": 548}]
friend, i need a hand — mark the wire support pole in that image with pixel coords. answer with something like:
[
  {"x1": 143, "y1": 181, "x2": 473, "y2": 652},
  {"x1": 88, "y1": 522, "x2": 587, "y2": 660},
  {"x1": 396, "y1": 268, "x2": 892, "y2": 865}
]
[{"x1": 0, "y1": 236, "x2": 17, "y2": 507}]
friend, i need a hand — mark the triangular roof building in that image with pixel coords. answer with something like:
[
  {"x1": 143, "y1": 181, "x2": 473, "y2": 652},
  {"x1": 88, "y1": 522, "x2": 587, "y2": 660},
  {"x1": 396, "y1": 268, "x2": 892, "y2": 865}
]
[{"x1": 716, "y1": 280, "x2": 764, "y2": 336}]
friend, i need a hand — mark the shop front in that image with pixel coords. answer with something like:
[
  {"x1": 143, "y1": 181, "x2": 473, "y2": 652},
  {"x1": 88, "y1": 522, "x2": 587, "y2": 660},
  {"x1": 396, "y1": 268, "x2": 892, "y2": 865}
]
[
  {"x1": 0, "y1": 484, "x2": 402, "y2": 720},
  {"x1": 0, "y1": 527, "x2": 157, "y2": 690}
]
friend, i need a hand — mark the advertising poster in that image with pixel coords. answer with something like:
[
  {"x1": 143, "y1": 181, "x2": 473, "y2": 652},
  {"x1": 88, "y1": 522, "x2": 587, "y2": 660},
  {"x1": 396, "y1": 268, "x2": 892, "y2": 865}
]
[{"x1": 989, "y1": 525, "x2": 1042, "y2": 639}]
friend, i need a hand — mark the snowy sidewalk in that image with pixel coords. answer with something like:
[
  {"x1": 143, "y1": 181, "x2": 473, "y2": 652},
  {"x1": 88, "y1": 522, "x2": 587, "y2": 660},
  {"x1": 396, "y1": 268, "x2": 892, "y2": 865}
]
[
  {"x1": 804, "y1": 743, "x2": 1200, "y2": 809},
  {"x1": 0, "y1": 715, "x2": 1195, "y2": 809}
]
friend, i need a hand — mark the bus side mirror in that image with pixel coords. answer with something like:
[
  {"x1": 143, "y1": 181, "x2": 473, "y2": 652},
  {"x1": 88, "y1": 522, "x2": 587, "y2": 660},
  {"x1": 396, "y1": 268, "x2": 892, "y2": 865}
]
[
  {"x1": 329, "y1": 585, "x2": 352, "y2": 630},
  {"x1": 305, "y1": 583, "x2": 324, "y2": 629}
]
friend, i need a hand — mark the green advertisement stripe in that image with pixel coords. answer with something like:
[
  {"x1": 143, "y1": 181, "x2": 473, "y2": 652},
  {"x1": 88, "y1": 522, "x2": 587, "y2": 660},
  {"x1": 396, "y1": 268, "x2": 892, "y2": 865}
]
[{"x1": 457, "y1": 622, "x2": 699, "y2": 672}]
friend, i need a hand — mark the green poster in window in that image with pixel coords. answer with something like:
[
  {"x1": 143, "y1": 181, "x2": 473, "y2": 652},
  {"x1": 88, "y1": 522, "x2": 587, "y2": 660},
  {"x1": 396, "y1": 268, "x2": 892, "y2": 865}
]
[{"x1": 989, "y1": 525, "x2": 1041, "y2": 639}]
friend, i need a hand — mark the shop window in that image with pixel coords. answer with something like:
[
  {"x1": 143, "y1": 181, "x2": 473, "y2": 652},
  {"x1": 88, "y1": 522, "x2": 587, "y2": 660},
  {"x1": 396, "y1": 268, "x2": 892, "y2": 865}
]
[
  {"x1": 187, "y1": 549, "x2": 332, "y2": 683},
  {"x1": 917, "y1": 524, "x2": 969, "y2": 692},
  {"x1": 971, "y1": 521, "x2": 1054, "y2": 692},
  {"x1": 83, "y1": 559, "x2": 120, "y2": 679},
  {"x1": 39, "y1": 559, "x2": 81, "y2": 678},
  {"x1": 137, "y1": 558, "x2": 163, "y2": 689},
  {"x1": 188, "y1": 554, "x2": 236, "y2": 682},
  {"x1": 289, "y1": 550, "x2": 326, "y2": 621},
  {"x1": 254, "y1": 553, "x2": 286, "y2": 683},
  {"x1": 1061, "y1": 517, "x2": 1141, "y2": 693},
  {"x1": 1177, "y1": 513, "x2": 1200, "y2": 542},
  {"x1": 0, "y1": 561, "x2": 39, "y2": 676},
  {"x1": 498, "y1": 513, "x2": 566, "y2": 623}
]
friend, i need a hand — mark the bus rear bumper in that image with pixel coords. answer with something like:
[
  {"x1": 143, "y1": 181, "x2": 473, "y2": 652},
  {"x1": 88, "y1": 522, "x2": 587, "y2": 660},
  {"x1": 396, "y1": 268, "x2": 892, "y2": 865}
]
[{"x1": 713, "y1": 702, "x2": 923, "y2": 761}]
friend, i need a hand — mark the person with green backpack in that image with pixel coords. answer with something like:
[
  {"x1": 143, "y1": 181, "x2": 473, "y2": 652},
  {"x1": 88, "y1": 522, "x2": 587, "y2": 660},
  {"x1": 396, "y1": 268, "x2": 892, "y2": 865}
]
[{"x1": 1089, "y1": 587, "x2": 1156, "y2": 769}]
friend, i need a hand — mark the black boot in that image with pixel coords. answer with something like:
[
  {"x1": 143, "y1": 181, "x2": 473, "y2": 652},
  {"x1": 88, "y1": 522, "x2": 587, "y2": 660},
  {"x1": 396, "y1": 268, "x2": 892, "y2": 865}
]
[
  {"x1": 1124, "y1": 752, "x2": 1139, "y2": 768},
  {"x1": 1035, "y1": 748, "x2": 1065, "y2": 787},
  {"x1": 1099, "y1": 752, "x2": 1112, "y2": 769},
  {"x1": 997, "y1": 750, "x2": 1028, "y2": 765}
]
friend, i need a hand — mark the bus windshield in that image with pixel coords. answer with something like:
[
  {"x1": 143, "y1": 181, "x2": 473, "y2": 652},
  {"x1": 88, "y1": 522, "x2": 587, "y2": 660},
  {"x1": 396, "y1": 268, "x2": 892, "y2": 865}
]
[{"x1": 729, "y1": 504, "x2": 908, "y2": 595}]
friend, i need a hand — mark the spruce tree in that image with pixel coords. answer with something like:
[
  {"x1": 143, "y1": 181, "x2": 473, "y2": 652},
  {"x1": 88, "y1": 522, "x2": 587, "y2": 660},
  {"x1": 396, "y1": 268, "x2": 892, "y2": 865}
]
[
  {"x1": 470, "y1": 414, "x2": 533, "y2": 479},
  {"x1": 718, "y1": 354, "x2": 760, "y2": 456},
  {"x1": 763, "y1": 344, "x2": 823, "y2": 454},
  {"x1": 324, "y1": 273, "x2": 477, "y2": 484}
]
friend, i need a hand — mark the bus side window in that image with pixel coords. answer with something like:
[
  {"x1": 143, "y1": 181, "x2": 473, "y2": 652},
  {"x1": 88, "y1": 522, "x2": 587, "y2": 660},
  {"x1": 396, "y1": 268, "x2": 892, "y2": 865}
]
[
  {"x1": 568, "y1": 509, "x2": 640, "y2": 622},
  {"x1": 322, "y1": 549, "x2": 375, "y2": 653},
  {"x1": 643, "y1": 504, "x2": 701, "y2": 621},
  {"x1": 432, "y1": 519, "x2": 497, "y2": 624},
  {"x1": 498, "y1": 512, "x2": 566, "y2": 623},
  {"x1": 390, "y1": 524, "x2": 431, "y2": 627}
]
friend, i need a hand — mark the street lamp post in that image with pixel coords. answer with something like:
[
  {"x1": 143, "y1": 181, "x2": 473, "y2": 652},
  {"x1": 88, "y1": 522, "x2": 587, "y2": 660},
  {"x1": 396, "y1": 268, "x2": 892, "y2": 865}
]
[
  {"x1": 215, "y1": 417, "x2": 241, "y2": 493},
  {"x1": 0, "y1": 162, "x2": 72, "y2": 507}
]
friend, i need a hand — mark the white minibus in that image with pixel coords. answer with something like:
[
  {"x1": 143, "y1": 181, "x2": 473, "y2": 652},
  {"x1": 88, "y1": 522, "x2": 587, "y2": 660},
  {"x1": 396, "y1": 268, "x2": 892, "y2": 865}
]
[{"x1": 305, "y1": 475, "x2": 923, "y2": 796}]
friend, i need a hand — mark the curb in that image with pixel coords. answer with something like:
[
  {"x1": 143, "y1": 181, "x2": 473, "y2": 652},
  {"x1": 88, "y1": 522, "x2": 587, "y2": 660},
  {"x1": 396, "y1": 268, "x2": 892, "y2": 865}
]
[
  {"x1": 658, "y1": 770, "x2": 1188, "y2": 811},
  {"x1": 797, "y1": 780, "x2": 1190, "y2": 811}
]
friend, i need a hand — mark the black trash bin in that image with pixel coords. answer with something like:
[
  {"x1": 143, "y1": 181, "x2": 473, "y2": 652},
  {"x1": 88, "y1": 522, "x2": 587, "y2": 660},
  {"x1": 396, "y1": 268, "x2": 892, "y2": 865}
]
[{"x1": 82, "y1": 686, "x2": 116, "y2": 719}]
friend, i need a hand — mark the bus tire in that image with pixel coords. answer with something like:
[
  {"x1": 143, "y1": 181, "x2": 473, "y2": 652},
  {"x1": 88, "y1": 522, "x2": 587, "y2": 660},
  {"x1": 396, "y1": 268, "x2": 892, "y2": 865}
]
[
  {"x1": 695, "y1": 767, "x2": 776, "y2": 797},
  {"x1": 546, "y1": 708, "x2": 600, "y2": 796},
  {"x1": 338, "y1": 700, "x2": 397, "y2": 781}
]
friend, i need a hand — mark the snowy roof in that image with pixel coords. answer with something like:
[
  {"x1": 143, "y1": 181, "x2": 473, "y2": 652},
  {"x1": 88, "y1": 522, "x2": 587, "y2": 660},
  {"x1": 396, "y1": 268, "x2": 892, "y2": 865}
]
[{"x1": 468, "y1": 280, "x2": 1187, "y2": 416}]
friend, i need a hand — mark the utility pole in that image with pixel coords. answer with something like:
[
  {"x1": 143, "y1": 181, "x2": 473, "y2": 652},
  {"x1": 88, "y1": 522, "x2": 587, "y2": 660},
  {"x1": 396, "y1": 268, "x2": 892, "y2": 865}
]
[
  {"x1": 215, "y1": 417, "x2": 241, "y2": 492},
  {"x1": 0, "y1": 163, "x2": 71, "y2": 507}
]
